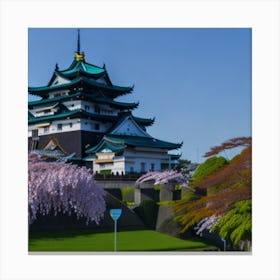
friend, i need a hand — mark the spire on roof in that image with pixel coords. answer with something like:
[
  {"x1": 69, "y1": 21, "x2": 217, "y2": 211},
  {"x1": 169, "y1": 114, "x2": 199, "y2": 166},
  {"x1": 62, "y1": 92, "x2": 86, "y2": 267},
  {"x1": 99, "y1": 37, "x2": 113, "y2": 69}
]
[{"x1": 77, "y1": 28, "x2": 80, "y2": 54}]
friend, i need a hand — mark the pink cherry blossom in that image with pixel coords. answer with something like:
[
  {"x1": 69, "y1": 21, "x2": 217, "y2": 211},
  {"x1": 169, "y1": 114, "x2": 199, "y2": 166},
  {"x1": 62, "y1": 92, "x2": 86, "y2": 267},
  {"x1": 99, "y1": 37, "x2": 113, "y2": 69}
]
[
  {"x1": 136, "y1": 170, "x2": 193, "y2": 191},
  {"x1": 28, "y1": 153, "x2": 106, "y2": 225}
]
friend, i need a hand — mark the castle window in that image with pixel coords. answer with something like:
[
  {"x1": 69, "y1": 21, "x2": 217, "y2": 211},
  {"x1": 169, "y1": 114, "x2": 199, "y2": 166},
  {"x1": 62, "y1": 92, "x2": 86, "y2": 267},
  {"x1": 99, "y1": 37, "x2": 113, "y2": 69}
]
[
  {"x1": 151, "y1": 163, "x2": 155, "y2": 171},
  {"x1": 95, "y1": 123, "x2": 100, "y2": 130},
  {"x1": 44, "y1": 127, "x2": 49, "y2": 133},
  {"x1": 32, "y1": 129, "x2": 38, "y2": 139},
  {"x1": 57, "y1": 124, "x2": 62, "y2": 131},
  {"x1": 85, "y1": 105, "x2": 90, "y2": 111}
]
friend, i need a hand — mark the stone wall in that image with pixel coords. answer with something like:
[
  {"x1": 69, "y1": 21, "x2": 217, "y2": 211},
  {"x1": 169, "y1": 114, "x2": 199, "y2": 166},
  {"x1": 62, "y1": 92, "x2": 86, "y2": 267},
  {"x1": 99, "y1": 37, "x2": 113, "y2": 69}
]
[
  {"x1": 96, "y1": 180, "x2": 153, "y2": 189},
  {"x1": 94, "y1": 179, "x2": 187, "y2": 237}
]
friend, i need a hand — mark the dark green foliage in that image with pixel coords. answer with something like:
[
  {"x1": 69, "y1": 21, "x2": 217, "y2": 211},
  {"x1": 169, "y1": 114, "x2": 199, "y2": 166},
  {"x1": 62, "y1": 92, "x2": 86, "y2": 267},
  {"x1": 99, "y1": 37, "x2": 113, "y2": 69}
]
[
  {"x1": 100, "y1": 169, "x2": 112, "y2": 175},
  {"x1": 174, "y1": 184, "x2": 182, "y2": 191},
  {"x1": 153, "y1": 185, "x2": 162, "y2": 191},
  {"x1": 157, "y1": 200, "x2": 175, "y2": 206},
  {"x1": 121, "y1": 187, "x2": 135, "y2": 203},
  {"x1": 191, "y1": 156, "x2": 228, "y2": 185},
  {"x1": 178, "y1": 159, "x2": 191, "y2": 166},
  {"x1": 181, "y1": 190, "x2": 201, "y2": 202},
  {"x1": 135, "y1": 200, "x2": 158, "y2": 227},
  {"x1": 211, "y1": 200, "x2": 252, "y2": 248}
]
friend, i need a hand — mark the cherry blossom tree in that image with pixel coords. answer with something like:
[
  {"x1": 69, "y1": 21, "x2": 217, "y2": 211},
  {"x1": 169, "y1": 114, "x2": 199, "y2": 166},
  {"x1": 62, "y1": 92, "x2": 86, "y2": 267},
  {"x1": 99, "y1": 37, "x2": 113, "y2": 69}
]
[
  {"x1": 28, "y1": 153, "x2": 106, "y2": 225},
  {"x1": 136, "y1": 170, "x2": 192, "y2": 190}
]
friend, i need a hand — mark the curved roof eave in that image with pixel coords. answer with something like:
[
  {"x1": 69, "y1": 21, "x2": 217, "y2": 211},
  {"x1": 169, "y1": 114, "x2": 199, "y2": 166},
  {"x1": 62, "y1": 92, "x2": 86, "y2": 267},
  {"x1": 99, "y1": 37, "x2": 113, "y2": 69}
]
[
  {"x1": 105, "y1": 134, "x2": 183, "y2": 150},
  {"x1": 28, "y1": 77, "x2": 133, "y2": 95},
  {"x1": 85, "y1": 138, "x2": 126, "y2": 154},
  {"x1": 134, "y1": 116, "x2": 155, "y2": 126},
  {"x1": 28, "y1": 109, "x2": 119, "y2": 125},
  {"x1": 58, "y1": 59, "x2": 106, "y2": 76},
  {"x1": 28, "y1": 92, "x2": 139, "y2": 109},
  {"x1": 28, "y1": 77, "x2": 81, "y2": 93}
]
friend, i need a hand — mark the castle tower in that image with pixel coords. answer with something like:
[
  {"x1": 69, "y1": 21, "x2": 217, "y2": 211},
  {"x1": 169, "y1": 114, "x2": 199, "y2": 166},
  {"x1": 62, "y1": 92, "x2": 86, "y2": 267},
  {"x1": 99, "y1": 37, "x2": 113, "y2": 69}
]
[{"x1": 28, "y1": 30, "x2": 182, "y2": 173}]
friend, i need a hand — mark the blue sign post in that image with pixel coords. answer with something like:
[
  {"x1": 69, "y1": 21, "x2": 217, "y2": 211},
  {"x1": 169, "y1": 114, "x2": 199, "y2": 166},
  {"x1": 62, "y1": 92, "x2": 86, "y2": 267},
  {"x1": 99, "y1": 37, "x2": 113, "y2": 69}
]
[{"x1": 109, "y1": 209, "x2": 122, "y2": 252}]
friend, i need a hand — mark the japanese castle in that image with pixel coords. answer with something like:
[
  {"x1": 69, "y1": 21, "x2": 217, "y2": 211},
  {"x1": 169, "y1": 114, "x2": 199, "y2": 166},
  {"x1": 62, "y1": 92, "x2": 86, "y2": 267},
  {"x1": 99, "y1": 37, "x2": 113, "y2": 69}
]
[{"x1": 28, "y1": 31, "x2": 182, "y2": 174}]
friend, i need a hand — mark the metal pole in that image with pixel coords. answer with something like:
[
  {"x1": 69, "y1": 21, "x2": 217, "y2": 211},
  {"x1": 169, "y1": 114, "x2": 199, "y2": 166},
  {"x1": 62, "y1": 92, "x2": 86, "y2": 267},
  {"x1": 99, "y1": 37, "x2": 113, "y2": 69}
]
[{"x1": 114, "y1": 219, "x2": 117, "y2": 252}]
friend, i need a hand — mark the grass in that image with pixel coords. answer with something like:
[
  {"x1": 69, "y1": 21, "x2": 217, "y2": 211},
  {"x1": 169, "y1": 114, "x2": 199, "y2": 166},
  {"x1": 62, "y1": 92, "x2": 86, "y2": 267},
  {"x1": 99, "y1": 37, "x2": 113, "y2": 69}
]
[{"x1": 29, "y1": 228, "x2": 217, "y2": 252}]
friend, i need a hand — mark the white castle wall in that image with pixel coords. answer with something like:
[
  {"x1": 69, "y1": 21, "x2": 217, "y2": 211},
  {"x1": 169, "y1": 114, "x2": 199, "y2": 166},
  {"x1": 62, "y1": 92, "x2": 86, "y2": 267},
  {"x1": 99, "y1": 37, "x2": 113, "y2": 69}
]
[
  {"x1": 93, "y1": 156, "x2": 125, "y2": 174},
  {"x1": 92, "y1": 148, "x2": 172, "y2": 175},
  {"x1": 28, "y1": 118, "x2": 113, "y2": 137}
]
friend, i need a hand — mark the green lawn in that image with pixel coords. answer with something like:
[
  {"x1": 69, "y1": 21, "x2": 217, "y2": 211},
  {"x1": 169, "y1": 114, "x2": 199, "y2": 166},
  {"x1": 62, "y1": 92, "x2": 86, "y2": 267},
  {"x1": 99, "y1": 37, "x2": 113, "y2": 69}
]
[{"x1": 29, "y1": 228, "x2": 217, "y2": 252}]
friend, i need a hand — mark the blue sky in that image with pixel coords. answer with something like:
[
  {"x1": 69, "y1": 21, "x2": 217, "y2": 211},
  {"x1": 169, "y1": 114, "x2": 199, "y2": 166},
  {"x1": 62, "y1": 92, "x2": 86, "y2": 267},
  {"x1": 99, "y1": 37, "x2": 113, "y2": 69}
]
[{"x1": 28, "y1": 28, "x2": 251, "y2": 163}]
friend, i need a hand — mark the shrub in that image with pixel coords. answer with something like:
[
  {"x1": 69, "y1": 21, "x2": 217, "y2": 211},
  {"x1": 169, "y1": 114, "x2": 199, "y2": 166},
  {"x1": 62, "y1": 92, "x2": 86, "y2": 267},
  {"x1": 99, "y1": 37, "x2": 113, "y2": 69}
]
[
  {"x1": 174, "y1": 184, "x2": 182, "y2": 191},
  {"x1": 100, "y1": 169, "x2": 111, "y2": 175},
  {"x1": 126, "y1": 201, "x2": 136, "y2": 207},
  {"x1": 157, "y1": 200, "x2": 175, "y2": 206},
  {"x1": 191, "y1": 156, "x2": 228, "y2": 185},
  {"x1": 211, "y1": 200, "x2": 252, "y2": 249},
  {"x1": 153, "y1": 185, "x2": 162, "y2": 191},
  {"x1": 121, "y1": 187, "x2": 135, "y2": 203}
]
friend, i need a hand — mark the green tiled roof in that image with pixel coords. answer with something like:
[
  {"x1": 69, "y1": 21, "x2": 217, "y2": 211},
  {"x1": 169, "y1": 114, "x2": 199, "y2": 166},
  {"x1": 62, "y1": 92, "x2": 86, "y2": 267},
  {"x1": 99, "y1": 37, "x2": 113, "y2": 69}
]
[
  {"x1": 134, "y1": 116, "x2": 155, "y2": 126},
  {"x1": 168, "y1": 153, "x2": 182, "y2": 160},
  {"x1": 86, "y1": 134, "x2": 182, "y2": 153},
  {"x1": 29, "y1": 77, "x2": 132, "y2": 95},
  {"x1": 29, "y1": 97, "x2": 153, "y2": 127},
  {"x1": 28, "y1": 107, "x2": 153, "y2": 128},
  {"x1": 28, "y1": 109, "x2": 117, "y2": 124},
  {"x1": 29, "y1": 101, "x2": 60, "y2": 109},
  {"x1": 107, "y1": 135, "x2": 182, "y2": 149},
  {"x1": 82, "y1": 77, "x2": 133, "y2": 94},
  {"x1": 29, "y1": 77, "x2": 80, "y2": 93},
  {"x1": 58, "y1": 59, "x2": 105, "y2": 76},
  {"x1": 83, "y1": 155, "x2": 97, "y2": 161},
  {"x1": 86, "y1": 140, "x2": 126, "y2": 154},
  {"x1": 28, "y1": 92, "x2": 138, "y2": 110},
  {"x1": 28, "y1": 110, "x2": 80, "y2": 124}
]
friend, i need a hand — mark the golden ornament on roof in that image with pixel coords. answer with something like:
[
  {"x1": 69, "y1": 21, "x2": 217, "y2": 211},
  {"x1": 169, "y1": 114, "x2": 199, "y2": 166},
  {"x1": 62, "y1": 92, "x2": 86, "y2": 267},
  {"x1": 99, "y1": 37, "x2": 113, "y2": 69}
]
[{"x1": 75, "y1": 52, "x2": 85, "y2": 61}]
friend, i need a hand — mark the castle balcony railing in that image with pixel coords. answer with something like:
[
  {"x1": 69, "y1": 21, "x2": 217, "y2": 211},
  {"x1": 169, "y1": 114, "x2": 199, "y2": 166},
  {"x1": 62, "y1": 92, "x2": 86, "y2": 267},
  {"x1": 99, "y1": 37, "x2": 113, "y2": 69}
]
[{"x1": 94, "y1": 172, "x2": 144, "y2": 181}]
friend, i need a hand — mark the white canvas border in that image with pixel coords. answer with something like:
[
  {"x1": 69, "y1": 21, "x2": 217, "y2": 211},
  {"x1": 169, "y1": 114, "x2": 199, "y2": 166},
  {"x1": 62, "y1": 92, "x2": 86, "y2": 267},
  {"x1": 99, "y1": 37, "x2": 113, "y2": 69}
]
[{"x1": 0, "y1": 0, "x2": 279, "y2": 280}]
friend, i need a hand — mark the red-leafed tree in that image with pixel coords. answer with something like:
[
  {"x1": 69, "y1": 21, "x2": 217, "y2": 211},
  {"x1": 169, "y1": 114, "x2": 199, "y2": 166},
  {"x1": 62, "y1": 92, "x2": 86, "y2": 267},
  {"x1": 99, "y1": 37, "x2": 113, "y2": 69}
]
[
  {"x1": 173, "y1": 137, "x2": 252, "y2": 250},
  {"x1": 204, "y1": 137, "x2": 251, "y2": 157}
]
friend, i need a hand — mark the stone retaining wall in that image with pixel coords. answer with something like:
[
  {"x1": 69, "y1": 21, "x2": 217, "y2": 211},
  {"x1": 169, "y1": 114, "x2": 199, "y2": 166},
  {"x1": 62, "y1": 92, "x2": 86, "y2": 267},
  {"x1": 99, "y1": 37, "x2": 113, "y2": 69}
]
[{"x1": 96, "y1": 180, "x2": 153, "y2": 189}]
